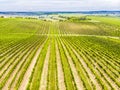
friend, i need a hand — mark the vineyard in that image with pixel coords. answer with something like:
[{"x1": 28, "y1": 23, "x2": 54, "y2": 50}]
[{"x1": 0, "y1": 17, "x2": 120, "y2": 90}]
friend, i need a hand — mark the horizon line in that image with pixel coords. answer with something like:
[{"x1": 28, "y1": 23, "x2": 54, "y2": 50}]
[{"x1": 0, "y1": 10, "x2": 120, "y2": 12}]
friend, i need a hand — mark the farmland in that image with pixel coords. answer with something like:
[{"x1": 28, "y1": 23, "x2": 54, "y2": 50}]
[{"x1": 0, "y1": 16, "x2": 120, "y2": 90}]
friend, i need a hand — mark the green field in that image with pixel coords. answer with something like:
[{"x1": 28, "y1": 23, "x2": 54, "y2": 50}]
[{"x1": 0, "y1": 16, "x2": 120, "y2": 90}]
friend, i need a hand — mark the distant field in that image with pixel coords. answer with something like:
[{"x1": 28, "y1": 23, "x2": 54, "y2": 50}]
[
  {"x1": 88, "y1": 16, "x2": 120, "y2": 26},
  {"x1": 0, "y1": 16, "x2": 120, "y2": 90}
]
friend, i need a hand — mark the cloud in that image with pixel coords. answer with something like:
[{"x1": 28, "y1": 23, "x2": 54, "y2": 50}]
[{"x1": 0, "y1": 0, "x2": 120, "y2": 11}]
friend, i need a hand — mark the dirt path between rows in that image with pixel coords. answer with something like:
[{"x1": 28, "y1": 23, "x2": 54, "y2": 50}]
[
  {"x1": 0, "y1": 48, "x2": 28, "y2": 83},
  {"x1": 95, "y1": 62, "x2": 120, "y2": 90},
  {"x1": 18, "y1": 40, "x2": 47, "y2": 90},
  {"x1": 85, "y1": 55, "x2": 112, "y2": 90},
  {"x1": 55, "y1": 43, "x2": 66, "y2": 90},
  {"x1": 39, "y1": 45, "x2": 50, "y2": 90},
  {"x1": 0, "y1": 49, "x2": 24, "y2": 82},
  {"x1": 2, "y1": 48, "x2": 32, "y2": 90},
  {"x1": 71, "y1": 47, "x2": 102, "y2": 90},
  {"x1": 61, "y1": 41, "x2": 84, "y2": 90}
]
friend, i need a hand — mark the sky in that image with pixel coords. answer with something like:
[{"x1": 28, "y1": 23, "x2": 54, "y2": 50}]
[{"x1": 0, "y1": 0, "x2": 120, "y2": 11}]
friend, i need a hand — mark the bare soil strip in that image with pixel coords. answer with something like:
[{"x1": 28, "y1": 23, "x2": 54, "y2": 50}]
[
  {"x1": 39, "y1": 45, "x2": 50, "y2": 90},
  {"x1": 0, "y1": 49, "x2": 27, "y2": 83},
  {"x1": 71, "y1": 47, "x2": 102, "y2": 90},
  {"x1": 61, "y1": 41, "x2": 84, "y2": 90},
  {"x1": 85, "y1": 55, "x2": 112, "y2": 90},
  {"x1": 95, "y1": 63, "x2": 120, "y2": 90},
  {"x1": 18, "y1": 40, "x2": 47, "y2": 90},
  {"x1": 55, "y1": 43, "x2": 66, "y2": 90},
  {"x1": 0, "y1": 50, "x2": 23, "y2": 79},
  {"x1": 2, "y1": 48, "x2": 32, "y2": 90},
  {"x1": 8, "y1": 39, "x2": 44, "y2": 89}
]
